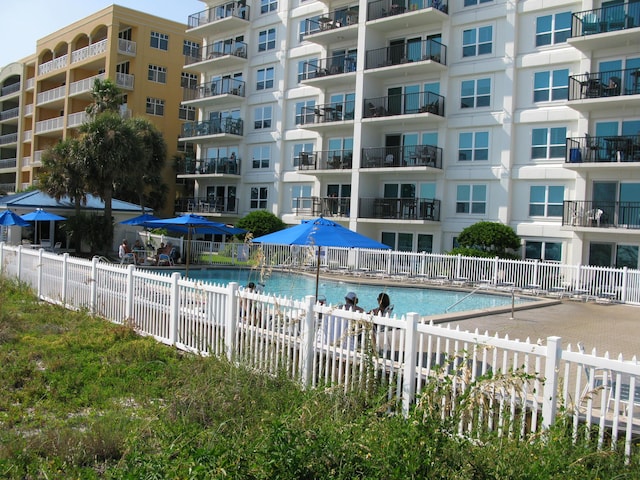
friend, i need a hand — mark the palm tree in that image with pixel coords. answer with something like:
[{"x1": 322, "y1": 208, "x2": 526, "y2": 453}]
[{"x1": 85, "y1": 78, "x2": 124, "y2": 117}]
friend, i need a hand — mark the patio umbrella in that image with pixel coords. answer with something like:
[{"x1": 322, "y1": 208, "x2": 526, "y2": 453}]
[
  {"x1": 143, "y1": 214, "x2": 246, "y2": 276},
  {"x1": 119, "y1": 212, "x2": 160, "y2": 226},
  {"x1": 0, "y1": 209, "x2": 30, "y2": 227},
  {"x1": 20, "y1": 208, "x2": 66, "y2": 244},
  {"x1": 252, "y1": 216, "x2": 391, "y2": 299}
]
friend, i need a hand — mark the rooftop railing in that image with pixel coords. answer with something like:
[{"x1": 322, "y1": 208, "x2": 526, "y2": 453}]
[
  {"x1": 365, "y1": 38, "x2": 446, "y2": 69},
  {"x1": 364, "y1": 91, "x2": 444, "y2": 118}
]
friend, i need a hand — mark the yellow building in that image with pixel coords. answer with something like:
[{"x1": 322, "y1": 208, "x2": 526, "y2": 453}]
[{"x1": 0, "y1": 5, "x2": 200, "y2": 215}]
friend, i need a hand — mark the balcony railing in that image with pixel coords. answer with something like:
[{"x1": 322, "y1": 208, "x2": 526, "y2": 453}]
[
  {"x1": 566, "y1": 135, "x2": 640, "y2": 163},
  {"x1": 0, "y1": 158, "x2": 17, "y2": 169},
  {"x1": 569, "y1": 68, "x2": 640, "y2": 101},
  {"x1": 185, "y1": 41, "x2": 247, "y2": 66},
  {"x1": 67, "y1": 111, "x2": 89, "y2": 128},
  {"x1": 182, "y1": 118, "x2": 244, "y2": 137},
  {"x1": 188, "y1": 1, "x2": 250, "y2": 28},
  {"x1": 0, "y1": 133, "x2": 18, "y2": 145},
  {"x1": 359, "y1": 197, "x2": 441, "y2": 221},
  {"x1": 118, "y1": 39, "x2": 137, "y2": 55},
  {"x1": 299, "y1": 54, "x2": 357, "y2": 81},
  {"x1": 71, "y1": 39, "x2": 107, "y2": 64},
  {"x1": 175, "y1": 196, "x2": 239, "y2": 215},
  {"x1": 183, "y1": 78, "x2": 246, "y2": 102},
  {"x1": 367, "y1": 0, "x2": 448, "y2": 21},
  {"x1": 38, "y1": 55, "x2": 68, "y2": 76},
  {"x1": 35, "y1": 117, "x2": 64, "y2": 134},
  {"x1": 297, "y1": 149, "x2": 353, "y2": 170},
  {"x1": 293, "y1": 196, "x2": 351, "y2": 217},
  {"x1": 571, "y1": 3, "x2": 640, "y2": 37},
  {"x1": 69, "y1": 73, "x2": 105, "y2": 96},
  {"x1": 362, "y1": 144, "x2": 442, "y2": 169},
  {"x1": 365, "y1": 38, "x2": 446, "y2": 69},
  {"x1": 179, "y1": 156, "x2": 240, "y2": 175},
  {"x1": 0, "y1": 183, "x2": 16, "y2": 194},
  {"x1": 36, "y1": 85, "x2": 66, "y2": 105},
  {"x1": 563, "y1": 200, "x2": 640, "y2": 229},
  {"x1": 300, "y1": 101, "x2": 356, "y2": 126},
  {"x1": 1, "y1": 82, "x2": 20, "y2": 97},
  {"x1": 0, "y1": 107, "x2": 19, "y2": 121},
  {"x1": 364, "y1": 91, "x2": 444, "y2": 118},
  {"x1": 115, "y1": 72, "x2": 135, "y2": 90},
  {"x1": 303, "y1": 8, "x2": 359, "y2": 37}
]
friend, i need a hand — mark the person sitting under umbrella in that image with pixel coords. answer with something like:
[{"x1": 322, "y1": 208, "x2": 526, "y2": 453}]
[{"x1": 118, "y1": 239, "x2": 136, "y2": 264}]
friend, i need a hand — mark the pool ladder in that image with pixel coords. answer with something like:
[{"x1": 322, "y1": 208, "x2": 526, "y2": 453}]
[{"x1": 444, "y1": 285, "x2": 485, "y2": 313}]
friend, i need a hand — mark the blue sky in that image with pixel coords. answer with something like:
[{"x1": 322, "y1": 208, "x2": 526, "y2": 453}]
[{"x1": 0, "y1": 1, "x2": 203, "y2": 67}]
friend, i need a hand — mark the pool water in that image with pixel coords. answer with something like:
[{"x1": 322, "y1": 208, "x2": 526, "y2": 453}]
[{"x1": 181, "y1": 268, "x2": 535, "y2": 317}]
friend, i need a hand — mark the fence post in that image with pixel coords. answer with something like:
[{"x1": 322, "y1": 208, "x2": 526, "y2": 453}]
[
  {"x1": 0, "y1": 242, "x2": 4, "y2": 275},
  {"x1": 532, "y1": 259, "x2": 539, "y2": 286},
  {"x1": 299, "y1": 295, "x2": 316, "y2": 388},
  {"x1": 17, "y1": 245, "x2": 23, "y2": 281},
  {"x1": 621, "y1": 266, "x2": 628, "y2": 303},
  {"x1": 402, "y1": 312, "x2": 420, "y2": 417},
  {"x1": 90, "y1": 256, "x2": 98, "y2": 315},
  {"x1": 225, "y1": 282, "x2": 239, "y2": 362},
  {"x1": 37, "y1": 248, "x2": 44, "y2": 299},
  {"x1": 455, "y1": 254, "x2": 461, "y2": 279},
  {"x1": 542, "y1": 336, "x2": 562, "y2": 429},
  {"x1": 492, "y1": 256, "x2": 499, "y2": 284},
  {"x1": 61, "y1": 253, "x2": 69, "y2": 307},
  {"x1": 168, "y1": 272, "x2": 181, "y2": 345},
  {"x1": 124, "y1": 264, "x2": 135, "y2": 321}
]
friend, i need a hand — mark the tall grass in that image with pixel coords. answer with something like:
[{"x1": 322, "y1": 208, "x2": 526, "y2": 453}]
[{"x1": 0, "y1": 278, "x2": 637, "y2": 479}]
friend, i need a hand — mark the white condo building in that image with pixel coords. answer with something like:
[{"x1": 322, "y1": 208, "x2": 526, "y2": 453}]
[{"x1": 176, "y1": 0, "x2": 640, "y2": 268}]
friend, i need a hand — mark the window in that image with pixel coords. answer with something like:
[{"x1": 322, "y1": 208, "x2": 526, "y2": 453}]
[
  {"x1": 150, "y1": 31, "x2": 168, "y2": 51},
  {"x1": 250, "y1": 186, "x2": 268, "y2": 209},
  {"x1": 525, "y1": 241, "x2": 562, "y2": 262},
  {"x1": 298, "y1": 58, "x2": 318, "y2": 82},
  {"x1": 529, "y1": 186, "x2": 564, "y2": 217},
  {"x1": 298, "y1": 16, "x2": 319, "y2": 42},
  {"x1": 292, "y1": 184, "x2": 313, "y2": 210},
  {"x1": 252, "y1": 145, "x2": 270, "y2": 169},
  {"x1": 146, "y1": 97, "x2": 164, "y2": 116},
  {"x1": 462, "y1": 26, "x2": 492, "y2": 57},
  {"x1": 293, "y1": 142, "x2": 314, "y2": 167},
  {"x1": 534, "y1": 69, "x2": 568, "y2": 102},
  {"x1": 148, "y1": 64, "x2": 166, "y2": 83},
  {"x1": 256, "y1": 66, "x2": 275, "y2": 90},
  {"x1": 254, "y1": 106, "x2": 272, "y2": 129},
  {"x1": 258, "y1": 28, "x2": 276, "y2": 52},
  {"x1": 295, "y1": 100, "x2": 315, "y2": 124},
  {"x1": 183, "y1": 40, "x2": 200, "y2": 58},
  {"x1": 181, "y1": 72, "x2": 198, "y2": 89},
  {"x1": 531, "y1": 127, "x2": 566, "y2": 159},
  {"x1": 179, "y1": 105, "x2": 196, "y2": 121},
  {"x1": 464, "y1": 0, "x2": 492, "y2": 5},
  {"x1": 417, "y1": 234, "x2": 433, "y2": 253},
  {"x1": 536, "y1": 12, "x2": 572, "y2": 46},
  {"x1": 456, "y1": 184, "x2": 486, "y2": 214},
  {"x1": 461, "y1": 78, "x2": 491, "y2": 108},
  {"x1": 458, "y1": 131, "x2": 489, "y2": 161},
  {"x1": 261, "y1": 0, "x2": 277, "y2": 14}
]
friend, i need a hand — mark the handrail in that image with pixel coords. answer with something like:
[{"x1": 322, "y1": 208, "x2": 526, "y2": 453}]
[{"x1": 444, "y1": 284, "x2": 487, "y2": 313}]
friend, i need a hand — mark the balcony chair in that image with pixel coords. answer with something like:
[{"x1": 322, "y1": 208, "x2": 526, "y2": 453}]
[
  {"x1": 587, "y1": 208, "x2": 604, "y2": 227},
  {"x1": 603, "y1": 76, "x2": 621, "y2": 96},
  {"x1": 581, "y1": 13, "x2": 600, "y2": 34},
  {"x1": 585, "y1": 133, "x2": 601, "y2": 162}
]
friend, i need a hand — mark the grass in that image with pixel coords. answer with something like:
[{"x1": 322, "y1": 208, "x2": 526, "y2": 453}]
[{"x1": 0, "y1": 277, "x2": 638, "y2": 479}]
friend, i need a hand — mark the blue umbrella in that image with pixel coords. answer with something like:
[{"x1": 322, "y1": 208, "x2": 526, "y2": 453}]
[
  {"x1": 20, "y1": 208, "x2": 66, "y2": 244},
  {"x1": 119, "y1": 213, "x2": 160, "y2": 226},
  {"x1": 0, "y1": 209, "x2": 30, "y2": 227},
  {"x1": 253, "y1": 216, "x2": 390, "y2": 299},
  {"x1": 143, "y1": 214, "x2": 246, "y2": 275}
]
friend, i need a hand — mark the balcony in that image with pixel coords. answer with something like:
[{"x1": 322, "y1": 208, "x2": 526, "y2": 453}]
[
  {"x1": 296, "y1": 149, "x2": 353, "y2": 172},
  {"x1": 35, "y1": 117, "x2": 64, "y2": 135},
  {"x1": 69, "y1": 73, "x2": 106, "y2": 98},
  {"x1": 115, "y1": 72, "x2": 135, "y2": 90},
  {"x1": 299, "y1": 101, "x2": 356, "y2": 131},
  {"x1": 567, "y1": 68, "x2": 640, "y2": 112},
  {"x1": 569, "y1": 4, "x2": 640, "y2": 51},
  {"x1": 0, "y1": 183, "x2": 16, "y2": 194},
  {"x1": 0, "y1": 82, "x2": 20, "y2": 97},
  {"x1": 363, "y1": 91, "x2": 445, "y2": 126},
  {"x1": 184, "y1": 41, "x2": 248, "y2": 72},
  {"x1": 302, "y1": 8, "x2": 359, "y2": 45},
  {"x1": 118, "y1": 39, "x2": 137, "y2": 56},
  {"x1": 181, "y1": 118, "x2": 244, "y2": 139},
  {"x1": 67, "y1": 111, "x2": 89, "y2": 128},
  {"x1": 38, "y1": 55, "x2": 68, "y2": 76},
  {"x1": 293, "y1": 196, "x2": 351, "y2": 218},
  {"x1": 367, "y1": 0, "x2": 448, "y2": 31},
  {"x1": 0, "y1": 107, "x2": 19, "y2": 122},
  {"x1": 177, "y1": 156, "x2": 241, "y2": 176},
  {"x1": 361, "y1": 144, "x2": 442, "y2": 169},
  {"x1": 0, "y1": 158, "x2": 17, "y2": 169},
  {"x1": 563, "y1": 200, "x2": 640, "y2": 230},
  {"x1": 359, "y1": 197, "x2": 441, "y2": 221},
  {"x1": 182, "y1": 78, "x2": 246, "y2": 107},
  {"x1": 299, "y1": 55, "x2": 357, "y2": 88},
  {"x1": 70, "y1": 39, "x2": 107, "y2": 64},
  {"x1": 36, "y1": 85, "x2": 66, "y2": 106},
  {"x1": 0, "y1": 132, "x2": 18, "y2": 145},
  {"x1": 187, "y1": 1, "x2": 250, "y2": 35},
  {"x1": 365, "y1": 39, "x2": 446, "y2": 79},
  {"x1": 175, "y1": 196, "x2": 239, "y2": 215},
  {"x1": 565, "y1": 135, "x2": 640, "y2": 165}
]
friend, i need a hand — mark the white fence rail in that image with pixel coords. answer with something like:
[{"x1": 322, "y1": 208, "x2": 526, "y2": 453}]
[{"x1": 2, "y1": 243, "x2": 639, "y2": 458}]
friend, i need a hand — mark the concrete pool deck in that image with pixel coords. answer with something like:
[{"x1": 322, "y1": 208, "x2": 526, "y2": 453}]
[{"x1": 440, "y1": 300, "x2": 639, "y2": 360}]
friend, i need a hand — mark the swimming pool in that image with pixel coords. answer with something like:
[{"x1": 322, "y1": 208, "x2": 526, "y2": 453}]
[{"x1": 179, "y1": 268, "x2": 537, "y2": 317}]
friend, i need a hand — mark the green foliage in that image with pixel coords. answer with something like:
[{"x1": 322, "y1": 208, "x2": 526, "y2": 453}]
[
  {"x1": 236, "y1": 210, "x2": 286, "y2": 238},
  {"x1": 453, "y1": 221, "x2": 521, "y2": 259},
  {"x1": 0, "y1": 277, "x2": 637, "y2": 479}
]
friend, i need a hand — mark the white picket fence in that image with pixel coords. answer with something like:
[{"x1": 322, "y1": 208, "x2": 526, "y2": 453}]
[{"x1": 1, "y1": 243, "x2": 639, "y2": 459}]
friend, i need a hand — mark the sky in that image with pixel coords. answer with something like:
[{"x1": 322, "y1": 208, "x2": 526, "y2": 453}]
[{"x1": 0, "y1": 1, "x2": 204, "y2": 67}]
